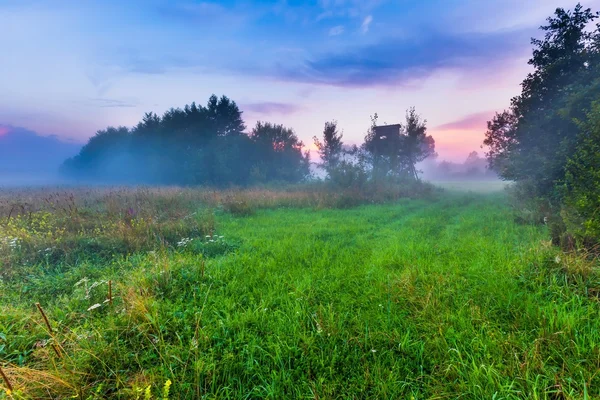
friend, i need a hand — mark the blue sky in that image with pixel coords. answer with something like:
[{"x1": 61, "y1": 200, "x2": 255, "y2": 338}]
[{"x1": 2, "y1": 0, "x2": 599, "y2": 162}]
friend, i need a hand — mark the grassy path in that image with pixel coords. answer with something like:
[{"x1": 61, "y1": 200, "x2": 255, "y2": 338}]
[{"x1": 2, "y1": 194, "x2": 599, "y2": 399}]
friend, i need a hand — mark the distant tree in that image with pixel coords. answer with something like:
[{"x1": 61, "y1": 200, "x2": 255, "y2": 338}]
[
  {"x1": 363, "y1": 108, "x2": 435, "y2": 181},
  {"x1": 205, "y1": 95, "x2": 246, "y2": 137},
  {"x1": 62, "y1": 94, "x2": 302, "y2": 186},
  {"x1": 401, "y1": 107, "x2": 436, "y2": 180},
  {"x1": 465, "y1": 151, "x2": 480, "y2": 165},
  {"x1": 249, "y1": 121, "x2": 310, "y2": 183},
  {"x1": 313, "y1": 120, "x2": 343, "y2": 177},
  {"x1": 61, "y1": 126, "x2": 133, "y2": 181}
]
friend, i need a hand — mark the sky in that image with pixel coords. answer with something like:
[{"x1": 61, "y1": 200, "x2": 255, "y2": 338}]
[{"x1": 2, "y1": 0, "x2": 600, "y2": 163}]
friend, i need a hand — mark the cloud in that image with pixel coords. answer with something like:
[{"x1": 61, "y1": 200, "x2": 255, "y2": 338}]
[
  {"x1": 157, "y1": 2, "x2": 229, "y2": 23},
  {"x1": 361, "y1": 15, "x2": 372, "y2": 33},
  {"x1": 0, "y1": 125, "x2": 81, "y2": 174},
  {"x1": 316, "y1": 10, "x2": 333, "y2": 21},
  {"x1": 329, "y1": 25, "x2": 345, "y2": 36},
  {"x1": 273, "y1": 27, "x2": 532, "y2": 87},
  {"x1": 434, "y1": 111, "x2": 495, "y2": 131},
  {"x1": 79, "y1": 98, "x2": 139, "y2": 108},
  {"x1": 243, "y1": 102, "x2": 302, "y2": 116}
]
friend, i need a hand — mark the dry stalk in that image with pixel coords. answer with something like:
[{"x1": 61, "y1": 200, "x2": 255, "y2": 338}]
[
  {"x1": 0, "y1": 365, "x2": 13, "y2": 393},
  {"x1": 35, "y1": 303, "x2": 62, "y2": 358}
]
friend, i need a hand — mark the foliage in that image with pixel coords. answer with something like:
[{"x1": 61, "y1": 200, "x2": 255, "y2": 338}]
[
  {"x1": 485, "y1": 4, "x2": 599, "y2": 190},
  {"x1": 61, "y1": 95, "x2": 309, "y2": 186},
  {"x1": 563, "y1": 101, "x2": 600, "y2": 245},
  {"x1": 423, "y1": 151, "x2": 497, "y2": 180},
  {"x1": 363, "y1": 108, "x2": 435, "y2": 181},
  {"x1": 313, "y1": 121, "x2": 344, "y2": 176},
  {"x1": 248, "y1": 122, "x2": 310, "y2": 184},
  {"x1": 484, "y1": 4, "x2": 600, "y2": 245}
]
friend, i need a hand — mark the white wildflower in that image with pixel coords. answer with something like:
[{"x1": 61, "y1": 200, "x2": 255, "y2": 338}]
[
  {"x1": 177, "y1": 238, "x2": 192, "y2": 248},
  {"x1": 74, "y1": 278, "x2": 89, "y2": 287},
  {"x1": 371, "y1": 349, "x2": 377, "y2": 353}
]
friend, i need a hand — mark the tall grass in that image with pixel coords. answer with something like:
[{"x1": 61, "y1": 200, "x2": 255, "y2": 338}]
[{"x1": 0, "y1": 188, "x2": 598, "y2": 398}]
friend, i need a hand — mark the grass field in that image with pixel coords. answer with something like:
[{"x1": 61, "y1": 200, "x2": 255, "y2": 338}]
[
  {"x1": 429, "y1": 180, "x2": 509, "y2": 193},
  {"x1": 1, "y1": 189, "x2": 599, "y2": 399}
]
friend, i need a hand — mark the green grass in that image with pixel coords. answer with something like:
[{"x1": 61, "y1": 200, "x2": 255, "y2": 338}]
[
  {"x1": 1, "y1": 192, "x2": 599, "y2": 399},
  {"x1": 429, "y1": 179, "x2": 509, "y2": 193}
]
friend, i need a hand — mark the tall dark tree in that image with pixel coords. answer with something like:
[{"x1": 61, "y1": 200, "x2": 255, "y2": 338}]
[
  {"x1": 62, "y1": 95, "x2": 307, "y2": 186},
  {"x1": 401, "y1": 107, "x2": 436, "y2": 181},
  {"x1": 313, "y1": 120, "x2": 343, "y2": 177},
  {"x1": 249, "y1": 121, "x2": 310, "y2": 183},
  {"x1": 61, "y1": 126, "x2": 133, "y2": 181},
  {"x1": 363, "y1": 109, "x2": 435, "y2": 181},
  {"x1": 484, "y1": 4, "x2": 600, "y2": 196}
]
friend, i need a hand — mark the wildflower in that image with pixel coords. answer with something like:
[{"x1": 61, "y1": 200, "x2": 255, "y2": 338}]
[
  {"x1": 555, "y1": 255, "x2": 561, "y2": 264},
  {"x1": 371, "y1": 349, "x2": 377, "y2": 353},
  {"x1": 87, "y1": 303, "x2": 101, "y2": 311},
  {"x1": 163, "y1": 379, "x2": 172, "y2": 399},
  {"x1": 177, "y1": 238, "x2": 192, "y2": 248}
]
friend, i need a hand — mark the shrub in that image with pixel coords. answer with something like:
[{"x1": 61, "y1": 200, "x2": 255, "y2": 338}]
[
  {"x1": 221, "y1": 195, "x2": 255, "y2": 216},
  {"x1": 563, "y1": 102, "x2": 600, "y2": 247}
]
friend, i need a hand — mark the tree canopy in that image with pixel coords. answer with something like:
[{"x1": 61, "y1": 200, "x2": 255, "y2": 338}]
[
  {"x1": 483, "y1": 3, "x2": 600, "y2": 245},
  {"x1": 62, "y1": 95, "x2": 309, "y2": 186}
]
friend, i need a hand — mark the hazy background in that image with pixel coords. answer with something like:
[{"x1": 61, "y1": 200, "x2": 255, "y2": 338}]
[{"x1": 2, "y1": 0, "x2": 599, "y2": 182}]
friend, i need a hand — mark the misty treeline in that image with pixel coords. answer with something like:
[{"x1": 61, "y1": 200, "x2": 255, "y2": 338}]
[
  {"x1": 421, "y1": 151, "x2": 497, "y2": 181},
  {"x1": 485, "y1": 3, "x2": 600, "y2": 247},
  {"x1": 62, "y1": 97, "x2": 436, "y2": 188},
  {"x1": 62, "y1": 96, "x2": 309, "y2": 185},
  {"x1": 312, "y1": 108, "x2": 435, "y2": 188}
]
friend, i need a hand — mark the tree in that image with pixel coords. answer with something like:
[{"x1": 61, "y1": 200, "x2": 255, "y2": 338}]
[
  {"x1": 401, "y1": 107, "x2": 436, "y2": 180},
  {"x1": 484, "y1": 4, "x2": 600, "y2": 196},
  {"x1": 205, "y1": 95, "x2": 246, "y2": 137},
  {"x1": 363, "y1": 108, "x2": 435, "y2": 181},
  {"x1": 563, "y1": 101, "x2": 600, "y2": 243},
  {"x1": 313, "y1": 120, "x2": 343, "y2": 177},
  {"x1": 61, "y1": 126, "x2": 133, "y2": 181},
  {"x1": 62, "y1": 95, "x2": 307, "y2": 186},
  {"x1": 249, "y1": 121, "x2": 310, "y2": 183}
]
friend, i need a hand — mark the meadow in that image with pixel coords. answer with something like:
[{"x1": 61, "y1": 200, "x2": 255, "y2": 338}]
[{"x1": 0, "y1": 185, "x2": 599, "y2": 399}]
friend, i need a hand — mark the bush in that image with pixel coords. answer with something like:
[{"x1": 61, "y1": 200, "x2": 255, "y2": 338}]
[
  {"x1": 221, "y1": 195, "x2": 255, "y2": 216},
  {"x1": 563, "y1": 102, "x2": 600, "y2": 247}
]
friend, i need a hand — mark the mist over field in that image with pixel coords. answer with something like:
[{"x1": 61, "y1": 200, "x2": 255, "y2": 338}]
[{"x1": 1, "y1": 1, "x2": 600, "y2": 399}]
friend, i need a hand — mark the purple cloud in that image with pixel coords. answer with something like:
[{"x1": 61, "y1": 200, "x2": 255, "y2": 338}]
[
  {"x1": 272, "y1": 27, "x2": 534, "y2": 87},
  {"x1": 0, "y1": 125, "x2": 81, "y2": 174},
  {"x1": 434, "y1": 111, "x2": 495, "y2": 131},
  {"x1": 243, "y1": 102, "x2": 303, "y2": 116}
]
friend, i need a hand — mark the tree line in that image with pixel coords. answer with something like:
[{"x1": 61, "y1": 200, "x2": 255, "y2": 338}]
[
  {"x1": 62, "y1": 97, "x2": 436, "y2": 187},
  {"x1": 484, "y1": 3, "x2": 600, "y2": 247}
]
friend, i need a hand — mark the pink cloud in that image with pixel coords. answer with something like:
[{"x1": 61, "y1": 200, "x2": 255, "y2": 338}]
[
  {"x1": 428, "y1": 112, "x2": 495, "y2": 161},
  {"x1": 0, "y1": 126, "x2": 11, "y2": 136},
  {"x1": 434, "y1": 111, "x2": 494, "y2": 132}
]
